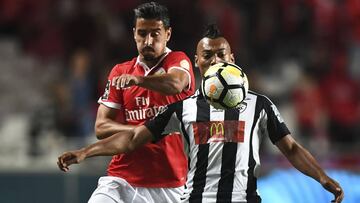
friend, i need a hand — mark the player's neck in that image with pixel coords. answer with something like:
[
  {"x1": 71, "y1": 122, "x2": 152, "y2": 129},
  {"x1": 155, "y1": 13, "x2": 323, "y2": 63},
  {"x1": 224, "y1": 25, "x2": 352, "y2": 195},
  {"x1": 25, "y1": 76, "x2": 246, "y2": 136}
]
[
  {"x1": 141, "y1": 59, "x2": 157, "y2": 68},
  {"x1": 140, "y1": 53, "x2": 166, "y2": 68}
]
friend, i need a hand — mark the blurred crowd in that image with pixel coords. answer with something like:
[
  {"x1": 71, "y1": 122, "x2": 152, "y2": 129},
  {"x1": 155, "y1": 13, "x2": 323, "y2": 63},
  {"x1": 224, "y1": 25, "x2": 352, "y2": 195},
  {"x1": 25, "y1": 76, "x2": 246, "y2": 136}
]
[{"x1": 0, "y1": 0, "x2": 359, "y2": 171}]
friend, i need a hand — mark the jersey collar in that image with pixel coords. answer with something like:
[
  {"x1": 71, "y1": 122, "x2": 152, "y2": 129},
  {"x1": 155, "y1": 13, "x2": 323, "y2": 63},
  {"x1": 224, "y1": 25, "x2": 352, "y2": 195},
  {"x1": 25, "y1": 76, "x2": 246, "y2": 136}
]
[{"x1": 197, "y1": 89, "x2": 204, "y2": 98}]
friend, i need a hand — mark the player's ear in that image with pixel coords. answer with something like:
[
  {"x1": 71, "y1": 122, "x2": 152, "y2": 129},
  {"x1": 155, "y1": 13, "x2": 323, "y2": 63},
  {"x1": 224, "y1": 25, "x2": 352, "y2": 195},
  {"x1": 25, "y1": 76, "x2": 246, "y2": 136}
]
[
  {"x1": 230, "y1": 53, "x2": 235, "y2": 63},
  {"x1": 194, "y1": 55, "x2": 198, "y2": 68},
  {"x1": 165, "y1": 27, "x2": 172, "y2": 42},
  {"x1": 133, "y1": 28, "x2": 136, "y2": 40}
]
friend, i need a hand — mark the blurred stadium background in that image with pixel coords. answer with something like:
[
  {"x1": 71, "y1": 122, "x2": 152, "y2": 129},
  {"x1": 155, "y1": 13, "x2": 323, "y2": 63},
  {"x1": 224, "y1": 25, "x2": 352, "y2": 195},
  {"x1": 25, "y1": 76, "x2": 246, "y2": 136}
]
[{"x1": 0, "y1": 0, "x2": 359, "y2": 202}]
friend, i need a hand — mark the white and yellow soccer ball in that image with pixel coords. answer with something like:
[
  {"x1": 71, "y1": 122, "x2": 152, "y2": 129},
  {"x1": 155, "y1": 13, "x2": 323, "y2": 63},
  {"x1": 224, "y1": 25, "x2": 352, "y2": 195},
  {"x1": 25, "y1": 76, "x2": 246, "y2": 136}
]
[{"x1": 201, "y1": 62, "x2": 249, "y2": 110}]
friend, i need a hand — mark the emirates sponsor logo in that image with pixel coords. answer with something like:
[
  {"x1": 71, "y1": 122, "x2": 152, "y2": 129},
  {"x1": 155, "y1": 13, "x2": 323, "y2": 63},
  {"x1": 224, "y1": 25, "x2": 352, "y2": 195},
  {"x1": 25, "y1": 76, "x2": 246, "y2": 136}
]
[{"x1": 125, "y1": 105, "x2": 167, "y2": 121}]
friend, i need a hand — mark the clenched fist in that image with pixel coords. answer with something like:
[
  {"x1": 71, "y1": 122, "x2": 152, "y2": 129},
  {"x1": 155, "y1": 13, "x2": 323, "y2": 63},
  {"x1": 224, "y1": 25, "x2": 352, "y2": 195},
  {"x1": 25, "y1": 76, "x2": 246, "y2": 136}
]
[{"x1": 57, "y1": 149, "x2": 86, "y2": 172}]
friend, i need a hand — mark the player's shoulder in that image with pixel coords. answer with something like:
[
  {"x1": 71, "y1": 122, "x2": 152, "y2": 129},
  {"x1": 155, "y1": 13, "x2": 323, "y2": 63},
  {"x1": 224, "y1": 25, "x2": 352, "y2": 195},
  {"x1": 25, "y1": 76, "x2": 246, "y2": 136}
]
[
  {"x1": 247, "y1": 90, "x2": 273, "y2": 105},
  {"x1": 113, "y1": 58, "x2": 137, "y2": 70},
  {"x1": 166, "y1": 51, "x2": 190, "y2": 60},
  {"x1": 109, "y1": 58, "x2": 137, "y2": 75},
  {"x1": 163, "y1": 51, "x2": 192, "y2": 71}
]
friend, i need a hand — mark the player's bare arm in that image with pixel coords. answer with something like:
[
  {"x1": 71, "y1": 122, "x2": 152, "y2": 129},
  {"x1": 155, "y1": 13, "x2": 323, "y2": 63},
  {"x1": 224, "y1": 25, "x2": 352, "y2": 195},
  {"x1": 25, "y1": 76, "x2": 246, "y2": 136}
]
[
  {"x1": 95, "y1": 104, "x2": 135, "y2": 139},
  {"x1": 275, "y1": 135, "x2": 344, "y2": 203},
  {"x1": 113, "y1": 68, "x2": 189, "y2": 95},
  {"x1": 58, "y1": 125, "x2": 153, "y2": 172}
]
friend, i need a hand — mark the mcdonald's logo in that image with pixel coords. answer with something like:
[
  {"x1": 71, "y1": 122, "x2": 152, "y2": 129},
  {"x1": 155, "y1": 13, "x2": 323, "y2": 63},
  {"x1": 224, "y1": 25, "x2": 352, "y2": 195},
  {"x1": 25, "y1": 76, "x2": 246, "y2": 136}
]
[
  {"x1": 193, "y1": 121, "x2": 245, "y2": 144},
  {"x1": 210, "y1": 122, "x2": 224, "y2": 137}
]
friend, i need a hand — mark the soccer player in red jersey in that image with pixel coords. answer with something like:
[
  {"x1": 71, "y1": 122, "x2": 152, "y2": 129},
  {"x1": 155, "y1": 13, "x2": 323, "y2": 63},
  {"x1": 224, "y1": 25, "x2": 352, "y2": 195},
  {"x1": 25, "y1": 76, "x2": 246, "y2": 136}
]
[{"x1": 81, "y1": 2, "x2": 195, "y2": 203}]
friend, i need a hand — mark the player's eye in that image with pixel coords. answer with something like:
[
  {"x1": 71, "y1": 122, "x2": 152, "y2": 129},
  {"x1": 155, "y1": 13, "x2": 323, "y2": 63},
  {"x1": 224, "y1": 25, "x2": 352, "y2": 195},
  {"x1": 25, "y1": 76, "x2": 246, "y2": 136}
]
[
  {"x1": 217, "y1": 52, "x2": 225, "y2": 59},
  {"x1": 137, "y1": 30, "x2": 147, "y2": 38},
  {"x1": 202, "y1": 53, "x2": 212, "y2": 60},
  {"x1": 151, "y1": 31, "x2": 160, "y2": 37}
]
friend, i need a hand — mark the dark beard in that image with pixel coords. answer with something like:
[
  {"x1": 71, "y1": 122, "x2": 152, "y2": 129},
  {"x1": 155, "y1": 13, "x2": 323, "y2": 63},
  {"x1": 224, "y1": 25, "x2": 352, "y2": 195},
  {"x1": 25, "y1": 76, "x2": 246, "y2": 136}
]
[
  {"x1": 143, "y1": 54, "x2": 156, "y2": 61},
  {"x1": 142, "y1": 52, "x2": 166, "y2": 66}
]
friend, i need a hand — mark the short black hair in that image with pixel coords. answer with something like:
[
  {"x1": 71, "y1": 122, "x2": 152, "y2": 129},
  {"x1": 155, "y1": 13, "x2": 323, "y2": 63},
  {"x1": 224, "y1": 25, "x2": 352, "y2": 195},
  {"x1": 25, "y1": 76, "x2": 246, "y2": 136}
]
[
  {"x1": 203, "y1": 23, "x2": 223, "y2": 39},
  {"x1": 134, "y1": 2, "x2": 170, "y2": 29}
]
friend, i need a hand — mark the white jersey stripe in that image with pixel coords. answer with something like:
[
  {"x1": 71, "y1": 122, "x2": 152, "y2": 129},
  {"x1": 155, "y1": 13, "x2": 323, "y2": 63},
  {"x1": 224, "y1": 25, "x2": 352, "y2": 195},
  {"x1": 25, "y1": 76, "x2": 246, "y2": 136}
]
[
  {"x1": 182, "y1": 96, "x2": 199, "y2": 194},
  {"x1": 189, "y1": 96, "x2": 211, "y2": 202},
  {"x1": 205, "y1": 105, "x2": 225, "y2": 198}
]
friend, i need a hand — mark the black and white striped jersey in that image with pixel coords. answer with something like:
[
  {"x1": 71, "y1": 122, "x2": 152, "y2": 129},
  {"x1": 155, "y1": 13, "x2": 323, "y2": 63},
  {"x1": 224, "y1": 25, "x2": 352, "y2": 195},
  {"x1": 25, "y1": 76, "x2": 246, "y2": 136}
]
[{"x1": 144, "y1": 90, "x2": 290, "y2": 203}]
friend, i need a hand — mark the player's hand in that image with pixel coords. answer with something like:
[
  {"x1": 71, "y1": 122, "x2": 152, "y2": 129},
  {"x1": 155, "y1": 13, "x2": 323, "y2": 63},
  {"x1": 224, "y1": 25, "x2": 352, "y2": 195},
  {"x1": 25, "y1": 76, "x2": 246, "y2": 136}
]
[
  {"x1": 57, "y1": 149, "x2": 86, "y2": 172},
  {"x1": 112, "y1": 74, "x2": 143, "y2": 89},
  {"x1": 320, "y1": 176, "x2": 344, "y2": 203}
]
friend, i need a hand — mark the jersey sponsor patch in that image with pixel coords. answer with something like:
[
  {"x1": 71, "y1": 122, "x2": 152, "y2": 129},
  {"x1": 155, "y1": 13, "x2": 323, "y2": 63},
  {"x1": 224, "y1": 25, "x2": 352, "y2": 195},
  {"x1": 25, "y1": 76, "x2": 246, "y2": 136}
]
[
  {"x1": 237, "y1": 101, "x2": 248, "y2": 113},
  {"x1": 180, "y1": 59, "x2": 190, "y2": 70},
  {"x1": 125, "y1": 105, "x2": 168, "y2": 121},
  {"x1": 192, "y1": 121, "x2": 245, "y2": 144},
  {"x1": 101, "y1": 80, "x2": 111, "y2": 100}
]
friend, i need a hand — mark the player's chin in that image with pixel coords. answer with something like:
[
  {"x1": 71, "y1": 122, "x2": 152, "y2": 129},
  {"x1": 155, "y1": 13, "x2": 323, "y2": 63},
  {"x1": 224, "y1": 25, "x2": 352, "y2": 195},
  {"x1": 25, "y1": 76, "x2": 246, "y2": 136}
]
[{"x1": 143, "y1": 53, "x2": 156, "y2": 61}]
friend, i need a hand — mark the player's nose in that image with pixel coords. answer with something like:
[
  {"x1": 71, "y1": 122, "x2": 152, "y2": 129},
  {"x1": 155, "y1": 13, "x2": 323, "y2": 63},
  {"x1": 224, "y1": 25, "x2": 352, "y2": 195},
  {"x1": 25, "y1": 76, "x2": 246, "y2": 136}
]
[
  {"x1": 145, "y1": 34, "x2": 154, "y2": 46},
  {"x1": 210, "y1": 56, "x2": 222, "y2": 66}
]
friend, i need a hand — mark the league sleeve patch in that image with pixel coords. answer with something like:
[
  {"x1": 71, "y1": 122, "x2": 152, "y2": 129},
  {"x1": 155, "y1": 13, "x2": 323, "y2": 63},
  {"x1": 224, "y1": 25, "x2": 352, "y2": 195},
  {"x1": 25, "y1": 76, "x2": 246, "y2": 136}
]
[
  {"x1": 180, "y1": 59, "x2": 190, "y2": 70},
  {"x1": 271, "y1": 104, "x2": 284, "y2": 123},
  {"x1": 101, "y1": 80, "x2": 111, "y2": 100}
]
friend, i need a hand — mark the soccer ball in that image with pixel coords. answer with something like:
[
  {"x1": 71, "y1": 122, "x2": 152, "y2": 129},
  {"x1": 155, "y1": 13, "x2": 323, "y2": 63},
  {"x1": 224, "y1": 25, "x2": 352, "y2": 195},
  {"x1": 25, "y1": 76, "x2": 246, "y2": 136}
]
[{"x1": 201, "y1": 62, "x2": 249, "y2": 110}]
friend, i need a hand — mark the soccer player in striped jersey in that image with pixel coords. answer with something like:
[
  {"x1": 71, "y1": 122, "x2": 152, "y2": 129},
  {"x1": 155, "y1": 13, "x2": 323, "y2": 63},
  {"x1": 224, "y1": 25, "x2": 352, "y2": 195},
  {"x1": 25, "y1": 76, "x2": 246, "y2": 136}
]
[{"x1": 58, "y1": 25, "x2": 344, "y2": 203}]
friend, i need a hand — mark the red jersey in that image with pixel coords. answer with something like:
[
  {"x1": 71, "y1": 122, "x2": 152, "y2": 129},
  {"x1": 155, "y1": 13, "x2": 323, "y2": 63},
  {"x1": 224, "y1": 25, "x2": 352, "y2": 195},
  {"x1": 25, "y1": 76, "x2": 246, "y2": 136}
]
[{"x1": 98, "y1": 50, "x2": 195, "y2": 187}]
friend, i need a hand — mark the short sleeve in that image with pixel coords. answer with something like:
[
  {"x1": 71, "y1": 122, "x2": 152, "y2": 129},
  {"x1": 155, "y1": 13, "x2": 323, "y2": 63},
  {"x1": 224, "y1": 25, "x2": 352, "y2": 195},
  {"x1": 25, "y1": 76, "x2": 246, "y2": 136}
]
[
  {"x1": 262, "y1": 96, "x2": 291, "y2": 144},
  {"x1": 164, "y1": 52, "x2": 194, "y2": 91},
  {"x1": 98, "y1": 64, "x2": 124, "y2": 109},
  {"x1": 144, "y1": 102, "x2": 181, "y2": 142}
]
